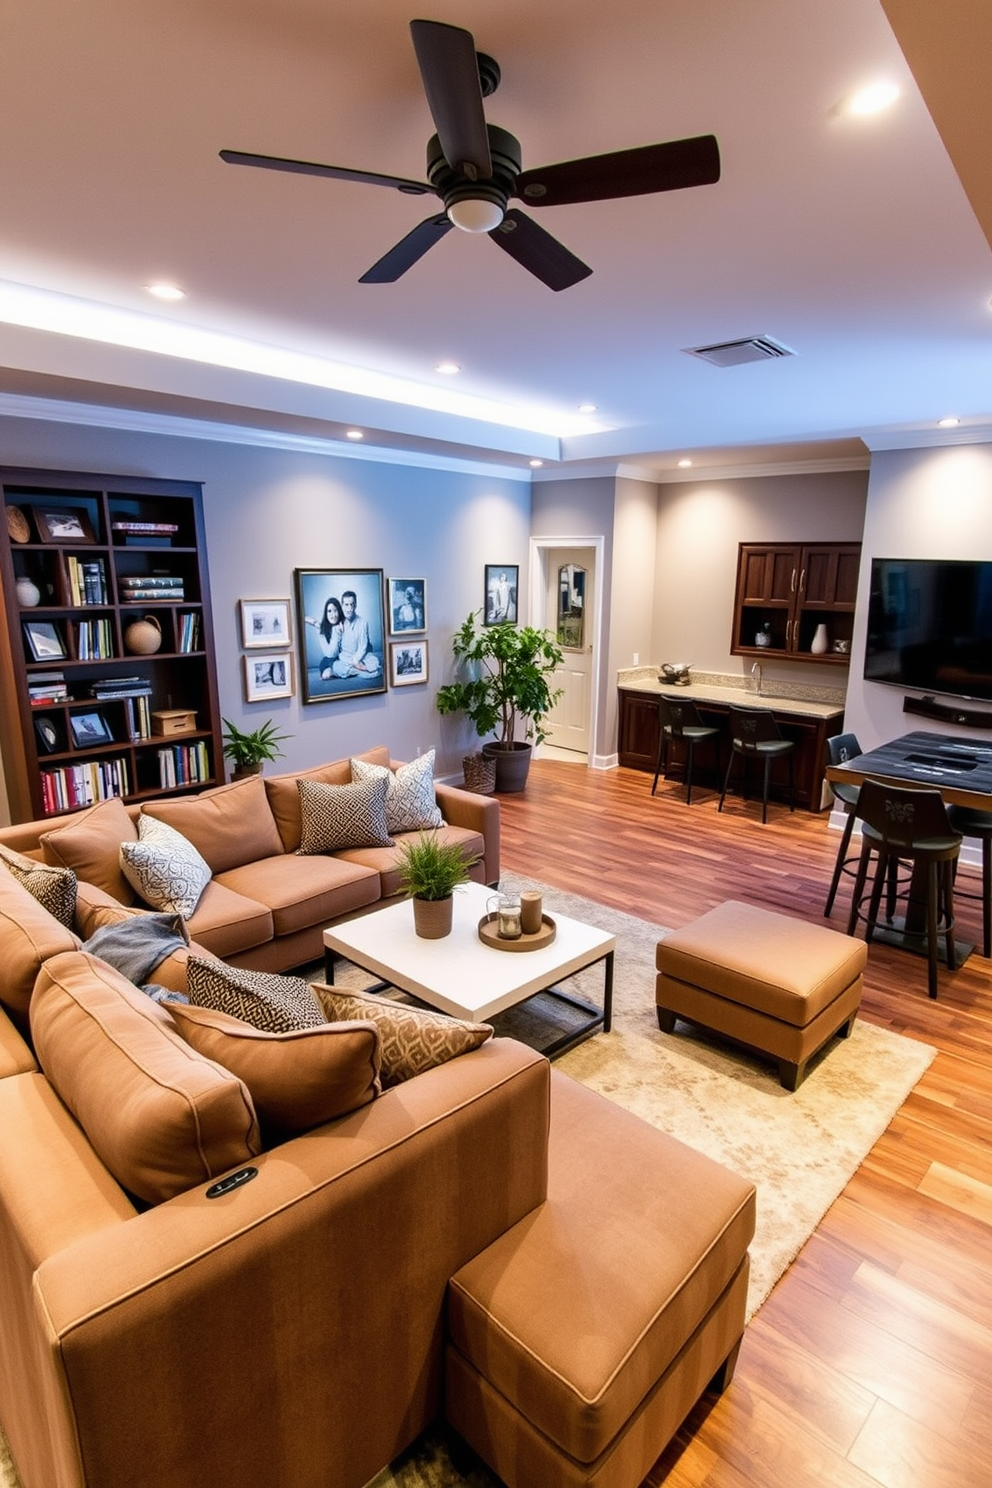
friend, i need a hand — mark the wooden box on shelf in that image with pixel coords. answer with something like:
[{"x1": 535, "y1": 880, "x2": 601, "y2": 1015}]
[{"x1": 152, "y1": 709, "x2": 197, "y2": 736}]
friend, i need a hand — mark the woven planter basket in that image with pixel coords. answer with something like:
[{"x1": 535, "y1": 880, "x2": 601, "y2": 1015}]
[{"x1": 462, "y1": 752, "x2": 497, "y2": 795}]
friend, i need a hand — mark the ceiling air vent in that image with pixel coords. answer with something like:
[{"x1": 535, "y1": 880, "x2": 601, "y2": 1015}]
[{"x1": 683, "y1": 335, "x2": 796, "y2": 368}]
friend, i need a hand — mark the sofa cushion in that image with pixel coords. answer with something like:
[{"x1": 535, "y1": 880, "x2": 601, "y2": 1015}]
[
  {"x1": 297, "y1": 775, "x2": 393, "y2": 854},
  {"x1": 40, "y1": 796, "x2": 138, "y2": 905},
  {"x1": 265, "y1": 747, "x2": 391, "y2": 852},
  {"x1": 30, "y1": 951, "x2": 260, "y2": 1204},
  {"x1": 182, "y1": 879, "x2": 274, "y2": 959},
  {"x1": 187, "y1": 956, "x2": 325, "y2": 1032},
  {"x1": 143, "y1": 774, "x2": 283, "y2": 875},
  {"x1": 215, "y1": 853, "x2": 381, "y2": 937},
  {"x1": 168, "y1": 1001, "x2": 381, "y2": 1134},
  {"x1": 351, "y1": 749, "x2": 444, "y2": 834},
  {"x1": 0, "y1": 841, "x2": 77, "y2": 927},
  {"x1": 0, "y1": 865, "x2": 80, "y2": 1024},
  {"x1": 337, "y1": 825, "x2": 486, "y2": 899},
  {"x1": 119, "y1": 814, "x2": 212, "y2": 918},
  {"x1": 313, "y1": 984, "x2": 492, "y2": 1087}
]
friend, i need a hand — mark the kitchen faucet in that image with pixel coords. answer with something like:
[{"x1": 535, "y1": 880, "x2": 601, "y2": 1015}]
[{"x1": 751, "y1": 661, "x2": 762, "y2": 696}]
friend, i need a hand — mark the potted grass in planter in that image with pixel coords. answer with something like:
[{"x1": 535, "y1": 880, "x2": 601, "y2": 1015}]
[
  {"x1": 436, "y1": 611, "x2": 563, "y2": 793},
  {"x1": 397, "y1": 832, "x2": 480, "y2": 939}
]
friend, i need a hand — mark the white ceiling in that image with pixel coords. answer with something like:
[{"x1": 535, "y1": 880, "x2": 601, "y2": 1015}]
[{"x1": 1, "y1": 0, "x2": 991, "y2": 478}]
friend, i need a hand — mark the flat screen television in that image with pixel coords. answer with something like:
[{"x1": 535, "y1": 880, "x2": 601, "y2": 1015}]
[{"x1": 864, "y1": 557, "x2": 992, "y2": 703}]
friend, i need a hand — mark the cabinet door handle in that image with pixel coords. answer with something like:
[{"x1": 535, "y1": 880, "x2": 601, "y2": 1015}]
[
  {"x1": 791, "y1": 568, "x2": 797, "y2": 592},
  {"x1": 799, "y1": 568, "x2": 806, "y2": 593}
]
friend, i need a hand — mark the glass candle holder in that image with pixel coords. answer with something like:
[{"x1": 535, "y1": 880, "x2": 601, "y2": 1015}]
[{"x1": 489, "y1": 891, "x2": 522, "y2": 939}]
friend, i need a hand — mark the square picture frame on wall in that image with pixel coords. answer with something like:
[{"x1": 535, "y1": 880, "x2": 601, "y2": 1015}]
[
  {"x1": 243, "y1": 652, "x2": 294, "y2": 703},
  {"x1": 388, "y1": 639, "x2": 428, "y2": 687},
  {"x1": 295, "y1": 568, "x2": 387, "y2": 703}
]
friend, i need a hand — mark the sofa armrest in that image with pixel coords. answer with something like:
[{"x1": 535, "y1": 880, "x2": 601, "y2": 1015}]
[
  {"x1": 434, "y1": 781, "x2": 501, "y2": 887},
  {"x1": 0, "y1": 1007, "x2": 37, "y2": 1077},
  {"x1": 32, "y1": 1038, "x2": 548, "y2": 1488}
]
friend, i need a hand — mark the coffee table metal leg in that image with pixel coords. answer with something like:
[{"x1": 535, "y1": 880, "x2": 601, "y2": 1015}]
[{"x1": 535, "y1": 949, "x2": 614, "y2": 1058}]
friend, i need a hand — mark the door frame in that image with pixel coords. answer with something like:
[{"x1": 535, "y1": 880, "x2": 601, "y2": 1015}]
[{"x1": 528, "y1": 535, "x2": 607, "y2": 769}]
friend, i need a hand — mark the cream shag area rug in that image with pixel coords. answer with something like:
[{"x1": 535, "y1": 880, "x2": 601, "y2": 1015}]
[{"x1": 0, "y1": 876, "x2": 934, "y2": 1488}]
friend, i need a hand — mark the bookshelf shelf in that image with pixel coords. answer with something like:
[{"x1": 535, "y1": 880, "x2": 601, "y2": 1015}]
[{"x1": 0, "y1": 468, "x2": 222, "y2": 821}]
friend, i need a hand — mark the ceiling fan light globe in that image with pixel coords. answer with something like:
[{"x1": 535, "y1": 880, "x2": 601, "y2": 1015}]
[{"x1": 447, "y1": 198, "x2": 505, "y2": 233}]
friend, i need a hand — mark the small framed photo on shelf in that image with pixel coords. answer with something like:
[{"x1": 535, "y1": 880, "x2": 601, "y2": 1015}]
[
  {"x1": 387, "y1": 578, "x2": 427, "y2": 635},
  {"x1": 33, "y1": 716, "x2": 62, "y2": 755},
  {"x1": 23, "y1": 620, "x2": 66, "y2": 662},
  {"x1": 34, "y1": 508, "x2": 96, "y2": 544},
  {"x1": 243, "y1": 652, "x2": 295, "y2": 703},
  {"x1": 69, "y1": 711, "x2": 113, "y2": 749},
  {"x1": 484, "y1": 564, "x2": 518, "y2": 625},
  {"x1": 389, "y1": 639, "x2": 429, "y2": 687},
  {"x1": 240, "y1": 598, "x2": 292, "y2": 650}
]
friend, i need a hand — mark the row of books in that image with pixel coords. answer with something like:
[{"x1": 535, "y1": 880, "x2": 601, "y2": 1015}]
[
  {"x1": 124, "y1": 694, "x2": 153, "y2": 741},
  {"x1": 66, "y1": 555, "x2": 108, "y2": 605},
  {"x1": 178, "y1": 610, "x2": 201, "y2": 652},
  {"x1": 111, "y1": 520, "x2": 179, "y2": 535},
  {"x1": 40, "y1": 757, "x2": 131, "y2": 814},
  {"x1": 28, "y1": 671, "x2": 69, "y2": 705},
  {"x1": 120, "y1": 574, "x2": 185, "y2": 601},
  {"x1": 157, "y1": 740, "x2": 210, "y2": 789},
  {"x1": 75, "y1": 618, "x2": 114, "y2": 659}
]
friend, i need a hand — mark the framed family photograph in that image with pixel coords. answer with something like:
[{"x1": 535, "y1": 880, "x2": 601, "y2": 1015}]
[
  {"x1": 389, "y1": 639, "x2": 429, "y2": 687},
  {"x1": 69, "y1": 711, "x2": 113, "y2": 748},
  {"x1": 295, "y1": 568, "x2": 387, "y2": 704},
  {"x1": 23, "y1": 619, "x2": 66, "y2": 661},
  {"x1": 484, "y1": 564, "x2": 519, "y2": 625},
  {"x1": 243, "y1": 653, "x2": 294, "y2": 703},
  {"x1": 240, "y1": 598, "x2": 291, "y2": 650},
  {"x1": 387, "y1": 577, "x2": 427, "y2": 635},
  {"x1": 34, "y1": 508, "x2": 96, "y2": 544}
]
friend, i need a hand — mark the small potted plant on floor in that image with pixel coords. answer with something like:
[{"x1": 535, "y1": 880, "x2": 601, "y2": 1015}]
[
  {"x1": 436, "y1": 611, "x2": 564, "y2": 793},
  {"x1": 397, "y1": 832, "x2": 480, "y2": 939},
  {"x1": 221, "y1": 718, "x2": 292, "y2": 780}
]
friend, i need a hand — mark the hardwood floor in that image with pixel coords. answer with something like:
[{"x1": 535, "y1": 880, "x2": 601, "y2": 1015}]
[{"x1": 497, "y1": 756, "x2": 992, "y2": 1488}]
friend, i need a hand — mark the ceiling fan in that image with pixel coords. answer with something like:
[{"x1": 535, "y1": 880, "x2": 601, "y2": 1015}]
[{"x1": 221, "y1": 18, "x2": 720, "y2": 292}]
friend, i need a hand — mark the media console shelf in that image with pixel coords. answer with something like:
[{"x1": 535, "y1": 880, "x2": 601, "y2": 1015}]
[
  {"x1": 903, "y1": 694, "x2": 992, "y2": 729},
  {"x1": 0, "y1": 467, "x2": 222, "y2": 822}
]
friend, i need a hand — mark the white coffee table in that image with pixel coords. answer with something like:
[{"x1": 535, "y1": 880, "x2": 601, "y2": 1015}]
[{"x1": 322, "y1": 881, "x2": 615, "y2": 1058}]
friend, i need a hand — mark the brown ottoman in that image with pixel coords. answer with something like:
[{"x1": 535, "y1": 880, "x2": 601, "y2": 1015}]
[
  {"x1": 655, "y1": 900, "x2": 866, "y2": 1090},
  {"x1": 445, "y1": 1072, "x2": 756, "y2": 1488}
]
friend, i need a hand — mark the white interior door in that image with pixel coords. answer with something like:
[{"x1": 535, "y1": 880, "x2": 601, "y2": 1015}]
[{"x1": 543, "y1": 547, "x2": 594, "y2": 754}]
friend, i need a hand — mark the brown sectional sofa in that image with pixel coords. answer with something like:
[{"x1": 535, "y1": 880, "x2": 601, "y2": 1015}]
[
  {"x1": 0, "y1": 746, "x2": 499, "y2": 973},
  {"x1": 0, "y1": 766, "x2": 757, "y2": 1488}
]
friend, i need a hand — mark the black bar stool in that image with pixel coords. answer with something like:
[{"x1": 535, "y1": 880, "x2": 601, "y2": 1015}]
[
  {"x1": 946, "y1": 805, "x2": 992, "y2": 958},
  {"x1": 717, "y1": 705, "x2": 795, "y2": 824},
  {"x1": 652, "y1": 696, "x2": 721, "y2": 805},
  {"x1": 823, "y1": 732, "x2": 863, "y2": 917},
  {"x1": 846, "y1": 778, "x2": 962, "y2": 999}
]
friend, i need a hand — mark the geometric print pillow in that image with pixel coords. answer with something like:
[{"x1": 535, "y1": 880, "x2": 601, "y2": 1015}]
[
  {"x1": 313, "y1": 982, "x2": 492, "y2": 1087},
  {"x1": 186, "y1": 956, "x2": 326, "y2": 1033},
  {"x1": 350, "y1": 749, "x2": 444, "y2": 835},
  {"x1": 296, "y1": 775, "x2": 393, "y2": 854},
  {"x1": 119, "y1": 814, "x2": 212, "y2": 919},
  {"x1": 0, "y1": 841, "x2": 78, "y2": 927}
]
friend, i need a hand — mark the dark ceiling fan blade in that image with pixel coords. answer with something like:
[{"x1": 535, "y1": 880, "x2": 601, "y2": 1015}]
[
  {"x1": 410, "y1": 19, "x2": 491, "y2": 179},
  {"x1": 489, "y1": 209, "x2": 592, "y2": 292},
  {"x1": 514, "y1": 134, "x2": 720, "y2": 207},
  {"x1": 359, "y1": 213, "x2": 453, "y2": 283},
  {"x1": 220, "y1": 149, "x2": 432, "y2": 195}
]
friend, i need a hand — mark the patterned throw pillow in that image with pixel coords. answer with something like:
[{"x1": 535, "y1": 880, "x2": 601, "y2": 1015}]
[
  {"x1": 187, "y1": 956, "x2": 325, "y2": 1033},
  {"x1": 350, "y1": 750, "x2": 444, "y2": 835},
  {"x1": 119, "y1": 814, "x2": 212, "y2": 919},
  {"x1": 296, "y1": 775, "x2": 393, "y2": 854},
  {"x1": 0, "y1": 842, "x2": 77, "y2": 927},
  {"x1": 313, "y1": 983, "x2": 492, "y2": 1087}
]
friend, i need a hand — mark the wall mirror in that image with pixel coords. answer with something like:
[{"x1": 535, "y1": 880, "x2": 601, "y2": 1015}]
[{"x1": 557, "y1": 563, "x2": 586, "y2": 650}]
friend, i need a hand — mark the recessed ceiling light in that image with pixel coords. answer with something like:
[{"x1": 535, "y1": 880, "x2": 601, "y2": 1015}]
[
  {"x1": 145, "y1": 282, "x2": 185, "y2": 301},
  {"x1": 435, "y1": 361, "x2": 461, "y2": 375},
  {"x1": 677, "y1": 458, "x2": 693, "y2": 468},
  {"x1": 345, "y1": 429, "x2": 364, "y2": 440},
  {"x1": 848, "y1": 81, "x2": 900, "y2": 116},
  {"x1": 577, "y1": 402, "x2": 597, "y2": 414},
  {"x1": 938, "y1": 416, "x2": 960, "y2": 428},
  {"x1": 529, "y1": 459, "x2": 544, "y2": 468}
]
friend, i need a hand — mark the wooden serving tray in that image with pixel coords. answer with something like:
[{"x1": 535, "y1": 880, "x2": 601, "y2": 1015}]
[{"x1": 478, "y1": 913, "x2": 557, "y2": 952}]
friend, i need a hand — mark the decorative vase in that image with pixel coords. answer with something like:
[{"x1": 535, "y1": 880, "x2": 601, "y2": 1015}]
[
  {"x1": 124, "y1": 615, "x2": 163, "y2": 655},
  {"x1": 15, "y1": 577, "x2": 41, "y2": 607},
  {"x1": 462, "y1": 752, "x2": 496, "y2": 795},
  {"x1": 412, "y1": 895, "x2": 453, "y2": 939},
  {"x1": 481, "y1": 741, "x2": 533, "y2": 793},
  {"x1": 811, "y1": 623, "x2": 829, "y2": 655}
]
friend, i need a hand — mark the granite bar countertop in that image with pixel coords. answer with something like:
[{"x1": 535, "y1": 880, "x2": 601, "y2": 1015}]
[{"x1": 617, "y1": 666, "x2": 845, "y2": 722}]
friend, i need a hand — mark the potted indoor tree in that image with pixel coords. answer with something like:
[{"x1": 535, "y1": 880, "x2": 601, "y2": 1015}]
[
  {"x1": 436, "y1": 610, "x2": 564, "y2": 793},
  {"x1": 396, "y1": 832, "x2": 480, "y2": 939},
  {"x1": 221, "y1": 717, "x2": 292, "y2": 780}
]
